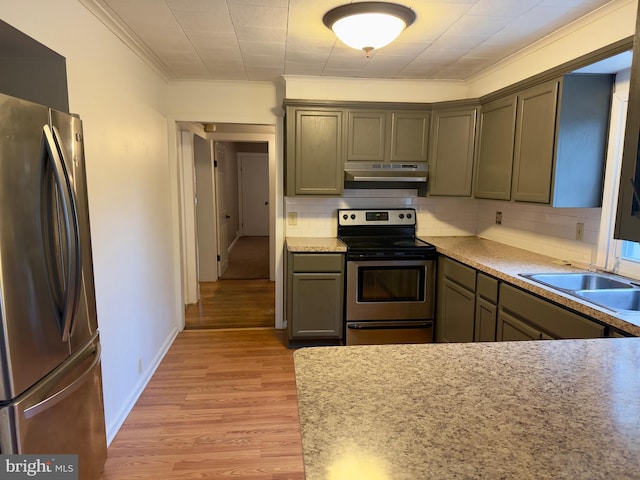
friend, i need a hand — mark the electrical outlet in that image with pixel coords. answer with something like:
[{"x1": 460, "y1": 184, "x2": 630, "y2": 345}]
[
  {"x1": 288, "y1": 212, "x2": 298, "y2": 225},
  {"x1": 576, "y1": 222, "x2": 584, "y2": 241},
  {"x1": 495, "y1": 211, "x2": 502, "y2": 225},
  {"x1": 138, "y1": 358, "x2": 142, "y2": 375}
]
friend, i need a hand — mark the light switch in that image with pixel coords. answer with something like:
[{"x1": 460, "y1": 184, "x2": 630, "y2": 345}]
[{"x1": 288, "y1": 212, "x2": 298, "y2": 225}]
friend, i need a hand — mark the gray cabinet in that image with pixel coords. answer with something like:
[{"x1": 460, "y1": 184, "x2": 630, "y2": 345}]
[
  {"x1": 428, "y1": 106, "x2": 478, "y2": 196},
  {"x1": 615, "y1": 8, "x2": 640, "y2": 242},
  {"x1": 474, "y1": 95, "x2": 517, "y2": 200},
  {"x1": 497, "y1": 283, "x2": 605, "y2": 341},
  {"x1": 436, "y1": 255, "x2": 607, "y2": 343},
  {"x1": 346, "y1": 109, "x2": 430, "y2": 163},
  {"x1": 285, "y1": 107, "x2": 344, "y2": 196},
  {"x1": 498, "y1": 310, "x2": 545, "y2": 341},
  {"x1": 390, "y1": 111, "x2": 430, "y2": 162},
  {"x1": 474, "y1": 273, "x2": 498, "y2": 341},
  {"x1": 475, "y1": 74, "x2": 613, "y2": 206},
  {"x1": 286, "y1": 252, "x2": 344, "y2": 345},
  {"x1": 511, "y1": 80, "x2": 558, "y2": 203},
  {"x1": 346, "y1": 110, "x2": 387, "y2": 162},
  {"x1": 436, "y1": 256, "x2": 476, "y2": 343}
]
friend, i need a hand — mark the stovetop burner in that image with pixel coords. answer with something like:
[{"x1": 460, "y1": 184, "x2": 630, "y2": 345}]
[{"x1": 337, "y1": 208, "x2": 436, "y2": 259}]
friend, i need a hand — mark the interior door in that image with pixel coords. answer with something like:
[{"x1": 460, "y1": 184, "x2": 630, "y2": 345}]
[
  {"x1": 194, "y1": 135, "x2": 217, "y2": 281},
  {"x1": 214, "y1": 142, "x2": 229, "y2": 276},
  {"x1": 240, "y1": 153, "x2": 269, "y2": 236}
]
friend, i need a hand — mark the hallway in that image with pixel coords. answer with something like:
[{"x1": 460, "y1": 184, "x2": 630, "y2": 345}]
[{"x1": 185, "y1": 236, "x2": 274, "y2": 330}]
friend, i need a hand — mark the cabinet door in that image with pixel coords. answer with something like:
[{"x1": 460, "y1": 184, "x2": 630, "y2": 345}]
[
  {"x1": 290, "y1": 109, "x2": 344, "y2": 195},
  {"x1": 347, "y1": 110, "x2": 387, "y2": 162},
  {"x1": 497, "y1": 310, "x2": 542, "y2": 341},
  {"x1": 390, "y1": 111, "x2": 430, "y2": 162},
  {"x1": 428, "y1": 107, "x2": 477, "y2": 196},
  {"x1": 474, "y1": 296, "x2": 497, "y2": 342},
  {"x1": 290, "y1": 272, "x2": 343, "y2": 338},
  {"x1": 474, "y1": 96, "x2": 517, "y2": 200},
  {"x1": 512, "y1": 80, "x2": 559, "y2": 203},
  {"x1": 436, "y1": 277, "x2": 475, "y2": 343}
]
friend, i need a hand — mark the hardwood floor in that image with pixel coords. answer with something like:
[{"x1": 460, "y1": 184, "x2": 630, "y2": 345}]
[
  {"x1": 98, "y1": 328, "x2": 305, "y2": 479},
  {"x1": 221, "y1": 237, "x2": 269, "y2": 280},
  {"x1": 185, "y1": 280, "x2": 275, "y2": 329}
]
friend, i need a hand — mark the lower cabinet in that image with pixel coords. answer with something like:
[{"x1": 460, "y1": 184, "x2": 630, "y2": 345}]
[
  {"x1": 498, "y1": 310, "x2": 553, "y2": 341},
  {"x1": 286, "y1": 252, "x2": 344, "y2": 346},
  {"x1": 437, "y1": 255, "x2": 608, "y2": 344},
  {"x1": 475, "y1": 273, "x2": 498, "y2": 341},
  {"x1": 436, "y1": 256, "x2": 476, "y2": 342},
  {"x1": 497, "y1": 283, "x2": 605, "y2": 340}
]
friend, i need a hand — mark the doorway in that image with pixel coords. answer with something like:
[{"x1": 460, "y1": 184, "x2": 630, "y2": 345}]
[{"x1": 177, "y1": 123, "x2": 277, "y2": 330}]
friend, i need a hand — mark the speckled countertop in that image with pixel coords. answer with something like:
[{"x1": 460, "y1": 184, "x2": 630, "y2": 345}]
[
  {"x1": 294, "y1": 339, "x2": 640, "y2": 480},
  {"x1": 422, "y1": 236, "x2": 640, "y2": 336},
  {"x1": 285, "y1": 235, "x2": 640, "y2": 335},
  {"x1": 286, "y1": 237, "x2": 347, "y2": 253}
]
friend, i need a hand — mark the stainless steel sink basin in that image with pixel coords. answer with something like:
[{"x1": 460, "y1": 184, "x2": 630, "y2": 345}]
[
  {"x1": 574, "y1": 289, "x2": 640, "y2": 313},
  {"x1": 521, "y1": 273, "x2": 633, "y2": 291}
]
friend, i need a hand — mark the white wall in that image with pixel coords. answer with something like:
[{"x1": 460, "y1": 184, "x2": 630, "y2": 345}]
[
  {"x1": 283, "y1": 76, "x2": 468, "y2": 102},
  {"x1": 0, "y1": 1, "x2": 180, "y2": 444}
]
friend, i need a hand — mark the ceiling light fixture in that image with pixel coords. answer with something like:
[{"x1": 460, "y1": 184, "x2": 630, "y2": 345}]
[{"x1": 323, "y1": 2, "x2": 416, "y2": 58}]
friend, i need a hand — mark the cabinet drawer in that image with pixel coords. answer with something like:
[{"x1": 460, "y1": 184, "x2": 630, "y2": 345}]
[
  {"x1": 477, "y1": 273, "x2": 498, "y2": 303},
  {"x1": 292, "y1": 254, "x2": 344, "y2": 273},
  {"x1": 500, "y1": 283, "x2": 605, "y2": 339},
  {"x1": 443, "y1": 257, "x2": 476, "y2": 291}
]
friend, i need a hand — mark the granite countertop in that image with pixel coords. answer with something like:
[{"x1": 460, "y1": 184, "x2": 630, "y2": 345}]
[
  {"x1": 294, "y1": 339, "x2": 640, "y2": 480},
  {"x1": 286, "y1": 237, "x2": 347, "y2": 253},
  {"x1": 422, "y1": 236, "x2": 640, "y2": 336}
]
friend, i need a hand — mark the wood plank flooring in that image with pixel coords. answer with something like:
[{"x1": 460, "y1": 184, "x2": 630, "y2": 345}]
[
  {"x1": 98, "y1": 328, "x2": 305, "y2": 479},
  {"x1": 185, "y1": 280, "x2": 275, "y2": 329}
]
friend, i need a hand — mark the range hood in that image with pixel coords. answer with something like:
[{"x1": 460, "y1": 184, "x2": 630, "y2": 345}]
[{"x1": 344, "y1": 162, "x2": 428, "y2": 195}]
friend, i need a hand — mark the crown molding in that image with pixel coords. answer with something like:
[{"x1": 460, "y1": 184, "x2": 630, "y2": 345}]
[
  {"x1": 78, "y1": 0, "x2": 171, "y2": 82},
  {"x1": 468, "y1": 0, "x2": 636, "y2": 87}
]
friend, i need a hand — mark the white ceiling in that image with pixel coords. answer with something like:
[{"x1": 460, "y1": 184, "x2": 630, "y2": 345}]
[{"x1": 81, "y1": 0, "x2": 618, "y2": 82}]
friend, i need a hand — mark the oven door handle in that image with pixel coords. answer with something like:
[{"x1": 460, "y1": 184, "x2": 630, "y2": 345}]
[{"x1": 347, "y1": 321, "x2": 433, "y2": 330}]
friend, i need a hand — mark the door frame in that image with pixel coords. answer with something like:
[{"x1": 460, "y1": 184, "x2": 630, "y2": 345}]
[{"x1": 175, "y1": 123, "x2": 281, "y2": 328}]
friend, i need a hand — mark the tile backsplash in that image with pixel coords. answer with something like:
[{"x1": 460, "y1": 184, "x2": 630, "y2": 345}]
[{"x1": 284, "y1": 190, "x2": 601, "y2": 265}]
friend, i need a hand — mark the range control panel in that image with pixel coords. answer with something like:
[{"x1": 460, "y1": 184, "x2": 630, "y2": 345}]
[{"x1": 338, "y1": 208, "x2": 416, "y2": 227}]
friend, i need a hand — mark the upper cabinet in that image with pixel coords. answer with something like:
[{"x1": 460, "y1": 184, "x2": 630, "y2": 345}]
[
  {"x1": 474, "y1": 96, "x2": 517, "y2": 200},
  {"x1": 390, "y1": 111, "x2": 431, "y2": 162},
  {"x1": 346, "y1": 109, "x2": 430, "y2": 163},
  {"x1": 428, "y1": 104, "x2": 478, "y2": 197},
  {"x1": 475, "y1": 74, "x2": 613, "y2": 207},
  {"x1": 615, "y1": 13, "x2": 640, "y2": 242},
  {"x1": 285, "y1": 106, "x2": 345, "y2": 196}
]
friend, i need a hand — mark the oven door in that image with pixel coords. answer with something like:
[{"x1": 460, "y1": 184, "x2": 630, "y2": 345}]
[
  {"x1": 346, "y1": 320, "x2": 433, "y2": 345},
  {"x1": 346, "y1": 259, "x2": 435, "y2": 321}
]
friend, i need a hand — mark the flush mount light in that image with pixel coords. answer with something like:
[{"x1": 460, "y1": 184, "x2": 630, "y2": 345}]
[{"x1": 323, "y1": 2, "x2": 416, "y2": 57}]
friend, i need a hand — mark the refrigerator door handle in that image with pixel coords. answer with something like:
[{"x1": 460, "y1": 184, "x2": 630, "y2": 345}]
[
  {"x1": 23, "y1": 343, "x2": 100, "y2": 420},
  {"x1": 41, "y1": 124, "x2": 81, "y2": 342}
]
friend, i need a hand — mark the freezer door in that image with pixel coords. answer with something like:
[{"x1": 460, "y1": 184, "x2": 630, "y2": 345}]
[
  {"x1": 0, "y1": 337, "x2": 107, "y2": 480},
  {"x1": 50, "y1": 109, "x2": 99, "y2": 353},
  {"x1": 0, "y1": 94, "x2": 71, "y2": 401}
]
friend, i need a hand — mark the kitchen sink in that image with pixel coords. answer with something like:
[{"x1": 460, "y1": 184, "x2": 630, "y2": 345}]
[
  {"x1": 573, "y1": 289, "x2": 640, "y2": 313},
  {"x1": 521, "y1": 273, "x2": 633, "y2": 291}
]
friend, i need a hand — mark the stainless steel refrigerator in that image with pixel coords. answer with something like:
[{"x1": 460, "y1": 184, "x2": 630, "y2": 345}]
[{"x1": 0, "y1": 92, "x2": 107, "y2": 479}]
